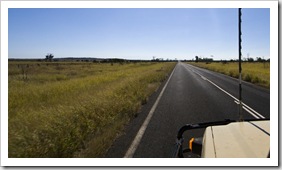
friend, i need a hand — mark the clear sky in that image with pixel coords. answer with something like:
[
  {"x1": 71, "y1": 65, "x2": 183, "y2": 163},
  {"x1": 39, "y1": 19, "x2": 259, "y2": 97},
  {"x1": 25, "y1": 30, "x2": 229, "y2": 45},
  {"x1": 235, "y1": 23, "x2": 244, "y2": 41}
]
[{"x1": 8, "y1": 8, "x2": 270, "y2": 61}]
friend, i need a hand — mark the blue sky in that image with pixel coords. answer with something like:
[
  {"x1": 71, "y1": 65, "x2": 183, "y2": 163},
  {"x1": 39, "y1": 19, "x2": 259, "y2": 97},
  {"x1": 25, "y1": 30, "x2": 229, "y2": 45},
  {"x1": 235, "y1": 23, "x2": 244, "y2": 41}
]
[{"x1": 8, "y1": 8, "x2": 270, "y2": 60}]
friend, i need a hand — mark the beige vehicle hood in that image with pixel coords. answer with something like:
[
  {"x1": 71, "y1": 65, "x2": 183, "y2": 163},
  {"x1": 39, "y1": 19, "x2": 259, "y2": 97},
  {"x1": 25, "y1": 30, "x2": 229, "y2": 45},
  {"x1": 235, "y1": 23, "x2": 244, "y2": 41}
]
[{"x1": 202, "y1": 120, "x2": 270, "y2": 158}]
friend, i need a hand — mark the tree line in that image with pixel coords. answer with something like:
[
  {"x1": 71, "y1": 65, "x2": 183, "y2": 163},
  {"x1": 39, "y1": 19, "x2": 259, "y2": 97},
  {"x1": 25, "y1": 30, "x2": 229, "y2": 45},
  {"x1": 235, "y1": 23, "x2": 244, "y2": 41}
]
[{"x1": 194, "y1": 56, "x2": 270, "y2": 63}]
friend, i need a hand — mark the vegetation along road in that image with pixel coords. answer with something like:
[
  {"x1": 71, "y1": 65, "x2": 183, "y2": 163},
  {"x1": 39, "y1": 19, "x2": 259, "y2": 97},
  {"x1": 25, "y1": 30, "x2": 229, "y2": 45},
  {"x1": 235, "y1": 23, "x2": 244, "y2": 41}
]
[
  {"x1": 105, "y1": 62, "x2": 270, "y2": 158},
  {"x1": 8, "y1": 61, "x2": 269, "y2": 158},
  {"x1": 8, "y1": 61, "x2": 175, "y2": 158}
]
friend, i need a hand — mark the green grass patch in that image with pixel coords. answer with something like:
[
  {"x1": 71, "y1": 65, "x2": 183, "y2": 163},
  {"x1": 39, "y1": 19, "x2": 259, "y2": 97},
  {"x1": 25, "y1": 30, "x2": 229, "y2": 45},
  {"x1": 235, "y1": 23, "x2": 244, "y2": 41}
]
[
  {"x1": 8, "y1": 61, "x2": 176, "y2": 157},
  {"x1": 188, "y1": 62, "x2": 270, "y2": 88}
]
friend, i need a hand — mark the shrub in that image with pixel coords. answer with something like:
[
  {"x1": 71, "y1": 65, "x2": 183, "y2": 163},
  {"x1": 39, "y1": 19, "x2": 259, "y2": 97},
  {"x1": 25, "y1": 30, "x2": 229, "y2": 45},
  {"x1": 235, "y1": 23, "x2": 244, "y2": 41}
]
[{"x1": 244, "y1": 74, "x2": 252, "y2": 82}]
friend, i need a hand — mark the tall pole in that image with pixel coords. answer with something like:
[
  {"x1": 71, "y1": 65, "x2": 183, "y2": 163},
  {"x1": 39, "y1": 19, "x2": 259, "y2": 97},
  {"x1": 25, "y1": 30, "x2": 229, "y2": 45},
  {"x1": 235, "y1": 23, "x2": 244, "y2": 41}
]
[{"x1": 238, "y1": 8, "x2": 243, "y2": 121}]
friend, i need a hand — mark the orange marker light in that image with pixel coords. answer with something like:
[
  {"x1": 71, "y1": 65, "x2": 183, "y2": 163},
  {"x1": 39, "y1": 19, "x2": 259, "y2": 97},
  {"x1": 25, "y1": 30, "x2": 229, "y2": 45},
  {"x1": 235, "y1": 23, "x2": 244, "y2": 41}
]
[{"x1": 189, "y1": 138, "x2": 195, "y2": 151}]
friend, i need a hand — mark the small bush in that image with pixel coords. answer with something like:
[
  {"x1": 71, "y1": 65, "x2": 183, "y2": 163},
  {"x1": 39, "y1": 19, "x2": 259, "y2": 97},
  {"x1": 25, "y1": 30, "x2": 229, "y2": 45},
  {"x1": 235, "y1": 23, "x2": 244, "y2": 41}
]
[
  {"x1": 244, "y1": 74, "x2": 252, "y2": 82},
  {"x1": 252, "y1": 76, "x2": 260, "y2": 84},
  {"x1": 228, "y1": 70, "x2": 235, "y2": 77}
]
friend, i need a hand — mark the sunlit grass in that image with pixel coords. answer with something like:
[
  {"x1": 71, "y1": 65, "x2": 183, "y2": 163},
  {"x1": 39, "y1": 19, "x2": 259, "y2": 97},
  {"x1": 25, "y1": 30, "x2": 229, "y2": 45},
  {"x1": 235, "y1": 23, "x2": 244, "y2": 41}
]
[
  {"x1": 8, "y1": 61, "x2": 176, "y2": 157},
  {"x1": 188, "y1": 62, "x2": 270, "y2": 88}
]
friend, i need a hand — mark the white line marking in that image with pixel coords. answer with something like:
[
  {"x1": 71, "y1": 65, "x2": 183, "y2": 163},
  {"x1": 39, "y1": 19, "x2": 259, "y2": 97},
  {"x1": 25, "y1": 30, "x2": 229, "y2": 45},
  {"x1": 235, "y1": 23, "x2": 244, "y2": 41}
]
[
  {"x1": 242, "y1": 102, "x2": 265, "y2": 119},
  {"x1": 242, "y1": 106, "x2": 260, "y2": 119},
  {"x1": 123, "y1": 65, "x2": 176, "y2": 158},
  {"x1": 201, "y1": 75, "x2": 207, "y2": 80},
  {"x1": 234, "y1": 100, "x2": 260, "y2": 119},
  {"x1": 188, "y1": 67, "x2": 265, "y2": 119}
]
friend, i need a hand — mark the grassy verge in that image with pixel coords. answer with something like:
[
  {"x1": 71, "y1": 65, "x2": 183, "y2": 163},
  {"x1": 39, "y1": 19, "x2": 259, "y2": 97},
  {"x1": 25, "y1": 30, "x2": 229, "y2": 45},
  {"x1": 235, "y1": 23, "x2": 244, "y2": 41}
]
[
  {"x1": 188, "y1": 62, "x2": 270, "y2": 89},
  {"x1": 8, "y1": 61, "x2": 176, "y2": 157}
]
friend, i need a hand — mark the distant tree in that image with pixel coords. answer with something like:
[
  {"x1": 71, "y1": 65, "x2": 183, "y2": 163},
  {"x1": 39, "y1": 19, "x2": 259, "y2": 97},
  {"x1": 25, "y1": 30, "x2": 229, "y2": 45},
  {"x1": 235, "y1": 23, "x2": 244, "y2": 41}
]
[
  {"x1": 256, "y1": 57, "x2": 265, "y2": 62},
  {"x1": 202, "y1": 58, "x2": 213, "y2": 63},
  {"x1": 195, "y1": 56, "x2": 199, "y2": 62},
  {"x1": 221, "y1": 60, "x2": 227, "y2": 64},
  {"x1": 45, "y1": 53, "x2": 54, "y2": 62},
  {"x1": 247, "y1": 57, "x2": 254, "y2": 62}
]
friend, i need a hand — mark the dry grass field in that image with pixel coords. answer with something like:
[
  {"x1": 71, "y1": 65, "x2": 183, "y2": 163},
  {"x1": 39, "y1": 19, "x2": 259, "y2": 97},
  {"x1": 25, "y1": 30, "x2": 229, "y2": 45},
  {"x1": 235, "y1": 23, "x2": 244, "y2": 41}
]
[
  {"x1": 8, "y1": 61, "x2": 176, "y2": 157},
  {"x1": 188, "y1": 62, "x2": 270, "y2": 88}
]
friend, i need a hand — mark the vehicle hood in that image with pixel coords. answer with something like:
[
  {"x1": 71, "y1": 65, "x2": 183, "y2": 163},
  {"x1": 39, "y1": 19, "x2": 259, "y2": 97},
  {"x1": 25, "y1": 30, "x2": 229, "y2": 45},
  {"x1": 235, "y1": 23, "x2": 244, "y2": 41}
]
[{"x1": 202, "y1": 120, "x2": 270, "y2": 158}]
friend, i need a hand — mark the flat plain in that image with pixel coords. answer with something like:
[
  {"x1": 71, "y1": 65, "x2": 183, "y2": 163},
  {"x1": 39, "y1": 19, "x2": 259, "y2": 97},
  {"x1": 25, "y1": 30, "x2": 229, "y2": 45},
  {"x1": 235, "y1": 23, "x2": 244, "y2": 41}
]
[{"x1": 8, "y1": 61, "x2": 176, "y2": 157}]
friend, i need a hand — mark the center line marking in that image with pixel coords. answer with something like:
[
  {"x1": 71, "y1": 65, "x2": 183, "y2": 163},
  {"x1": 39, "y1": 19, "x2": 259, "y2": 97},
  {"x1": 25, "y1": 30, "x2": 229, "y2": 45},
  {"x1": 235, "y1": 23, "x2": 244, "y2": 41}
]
[
  {"x1": 123, "y1": 64, "x2": 177, "y2": 158},
  {"x1": 234, "y1": 100, "x2": 260, "y2": 119},
  {"x1": 186, "y1": 65, "x2": 265, "y2": 119}
]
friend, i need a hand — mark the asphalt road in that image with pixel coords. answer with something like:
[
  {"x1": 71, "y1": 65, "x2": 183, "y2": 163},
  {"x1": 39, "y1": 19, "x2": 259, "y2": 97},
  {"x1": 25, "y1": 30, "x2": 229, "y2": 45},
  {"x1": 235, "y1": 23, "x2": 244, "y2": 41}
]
[{"x1": 105, "y1": 62, "x2": 270, "y2": 158}]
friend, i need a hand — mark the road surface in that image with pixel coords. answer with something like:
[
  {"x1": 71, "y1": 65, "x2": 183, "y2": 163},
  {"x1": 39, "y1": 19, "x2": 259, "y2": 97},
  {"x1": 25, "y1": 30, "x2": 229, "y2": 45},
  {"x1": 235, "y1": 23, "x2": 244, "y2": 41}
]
[{"x1": 105, "y1": 62, "x2": 270, "y2": 158}]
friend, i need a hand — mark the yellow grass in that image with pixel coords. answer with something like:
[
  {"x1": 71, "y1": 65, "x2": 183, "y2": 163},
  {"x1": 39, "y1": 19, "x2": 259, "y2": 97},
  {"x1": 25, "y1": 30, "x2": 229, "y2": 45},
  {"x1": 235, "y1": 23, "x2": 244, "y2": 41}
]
[
  {"x1": 188, "y1": 62, "x2": 270, "y2": 88},
  {"x1": 8, "y1": 61, "x2": 176, "y2": 157}
]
